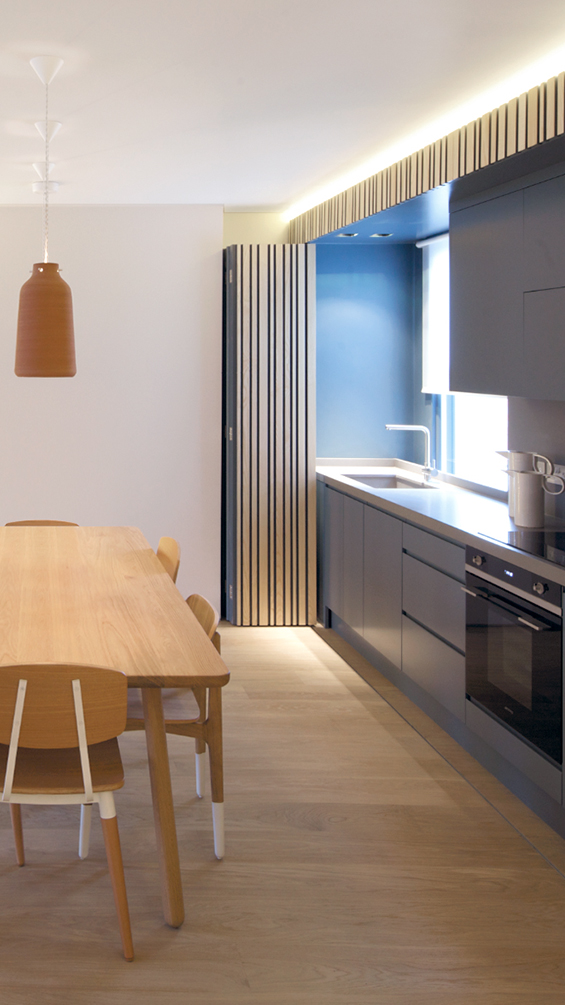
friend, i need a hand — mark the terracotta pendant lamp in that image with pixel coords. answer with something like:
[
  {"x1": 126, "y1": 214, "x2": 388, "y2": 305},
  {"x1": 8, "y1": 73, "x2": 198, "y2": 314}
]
[{"x1": 15, "y1": 56, "x2": 76, "y2": 377}]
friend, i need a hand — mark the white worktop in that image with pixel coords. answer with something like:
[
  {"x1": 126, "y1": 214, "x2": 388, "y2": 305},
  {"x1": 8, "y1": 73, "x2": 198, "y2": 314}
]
[{"x1": 317, "y1": 458, "x2": 565, "y2": 587}]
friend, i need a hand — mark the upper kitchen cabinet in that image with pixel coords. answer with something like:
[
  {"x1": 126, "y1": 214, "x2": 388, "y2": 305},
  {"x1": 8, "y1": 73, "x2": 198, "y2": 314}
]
[
  {"x1": 449, "y1": 136, "x2": 565, "y2": 401},
  {"x1": 450, "y1": 190, "x2": 525, "y2": 396},
  {"x1": 524, "y1": 174, "x2": 565, "y2": 290}
]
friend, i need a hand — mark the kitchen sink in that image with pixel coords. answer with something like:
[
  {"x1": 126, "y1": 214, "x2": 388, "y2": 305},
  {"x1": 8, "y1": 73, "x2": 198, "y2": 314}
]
[{"x1": 347, "y1": 473, "x2": 436, "y2": 489}]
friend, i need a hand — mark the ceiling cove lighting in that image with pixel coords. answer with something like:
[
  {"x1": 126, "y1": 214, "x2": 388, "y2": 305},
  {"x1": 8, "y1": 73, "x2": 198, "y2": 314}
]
[
  {"x1": 282, "y1": 41, "x2": 565, "y2": 222},
  {"x1": 15, "y1": 56, "x2": 76, "y2": 378}
]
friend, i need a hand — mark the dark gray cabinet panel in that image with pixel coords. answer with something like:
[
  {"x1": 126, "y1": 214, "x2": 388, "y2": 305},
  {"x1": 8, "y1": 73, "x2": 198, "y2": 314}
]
[
  {"x1": 402, "y1": 615, "x2": 466, "y2": 721},
  {"x1": 450, "y1": 190, "x2": 525, "y2": 396},
  {"x1": 524, "y1": 174, "x2": 565, "y2": 292},
  {"x1": 325, "y1": 487, "x2": 344, "y2": 619},
  {"x1": 466, "y1": 700, "x2": 561, "y2": 801},
  {"x1": 343, "y1": 496, "x2": 364, "y2": 636},
  {"x1": 402, "y1": 553, "x2": 465, "y2": 652},
  {"x1": 523, "y1": 288, "x2": 565, "y2": 400},
  {"x1": 363, "y1": 505, "x2": 402, "y2": 669},
  {"x1": 403, "y1": 524, "x2": 464, "y2": 581}
]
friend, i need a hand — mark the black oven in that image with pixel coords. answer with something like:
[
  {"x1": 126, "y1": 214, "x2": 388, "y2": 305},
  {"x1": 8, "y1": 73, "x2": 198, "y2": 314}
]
[{"x1": 465, "y1": 547, "x2": 563, "y2": 766}]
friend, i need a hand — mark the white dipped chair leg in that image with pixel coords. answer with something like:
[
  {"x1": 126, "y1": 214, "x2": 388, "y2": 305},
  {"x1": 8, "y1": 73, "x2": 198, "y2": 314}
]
[
  {"x1": 212, "y1": 802, "x2": 224, "y2": 860},
  {"x1": 79, "y1": 804, "x2": 93, "y2": 860},
  {"x1": 195, "y1": 750, "x2": 206, "y2": 798}
]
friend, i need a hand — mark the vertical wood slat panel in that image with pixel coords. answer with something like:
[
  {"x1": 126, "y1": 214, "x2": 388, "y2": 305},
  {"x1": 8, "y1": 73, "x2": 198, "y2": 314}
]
[
  {"x1": 230, "y1": 245, "x2": 316, "y2": 626},
  {"x1": 289, "y1": 73, "x2": 565, "y2": 244},
  {"x1": 239, "y1": 245, "x2": 250, "y2": 625}
]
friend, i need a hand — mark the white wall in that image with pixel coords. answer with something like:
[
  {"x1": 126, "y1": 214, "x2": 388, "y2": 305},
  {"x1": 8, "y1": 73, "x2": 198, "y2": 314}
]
[
  {"x1": 223, "y1": 212, "x2": 289, "y2": 246},
  {"x1": 0, "y1": 205, "x2": 224, "y2": 609}
]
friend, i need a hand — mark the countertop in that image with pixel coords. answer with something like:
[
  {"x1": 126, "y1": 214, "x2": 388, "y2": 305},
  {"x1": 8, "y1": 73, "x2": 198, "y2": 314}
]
[{"x1": 317, "y1": 460, "x2": 565, "y2": 587}]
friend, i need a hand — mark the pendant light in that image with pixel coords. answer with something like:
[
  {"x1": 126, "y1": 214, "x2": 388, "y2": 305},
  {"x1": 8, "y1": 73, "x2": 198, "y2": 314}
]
[{"x1": 15, "y1": 56, "x2": 76, "y2": 377}]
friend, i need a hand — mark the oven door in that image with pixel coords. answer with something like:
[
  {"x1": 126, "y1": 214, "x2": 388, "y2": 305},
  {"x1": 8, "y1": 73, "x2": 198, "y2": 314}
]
[{"x1": 465, "y1": 573, "x2": 563, "y2": 765}]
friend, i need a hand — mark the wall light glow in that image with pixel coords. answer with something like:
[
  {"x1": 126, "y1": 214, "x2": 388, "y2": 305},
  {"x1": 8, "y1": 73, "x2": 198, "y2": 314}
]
[{"x1": 282, "y1": 43, "x2": 565, "y2": 222}]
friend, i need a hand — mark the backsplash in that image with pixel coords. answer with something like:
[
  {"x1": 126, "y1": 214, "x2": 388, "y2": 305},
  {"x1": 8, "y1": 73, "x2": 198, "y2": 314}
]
[{"x1": 508, "y1": 398, "x2": 565, "y2": 519}]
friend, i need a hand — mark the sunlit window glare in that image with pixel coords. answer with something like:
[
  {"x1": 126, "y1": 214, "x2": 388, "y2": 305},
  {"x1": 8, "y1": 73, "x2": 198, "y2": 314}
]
[{"x1": 421, "y1": 235, "x2": 508, "y2": 491}]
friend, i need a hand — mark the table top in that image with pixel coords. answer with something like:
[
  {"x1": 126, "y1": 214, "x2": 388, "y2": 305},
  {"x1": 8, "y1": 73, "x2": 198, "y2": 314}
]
[{"x1": 0, "y1": 526, "x2": 230, "y2": 689}]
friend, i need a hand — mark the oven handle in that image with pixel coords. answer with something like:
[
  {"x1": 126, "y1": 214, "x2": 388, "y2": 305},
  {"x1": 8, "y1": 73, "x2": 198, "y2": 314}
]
[
  {"x1": 464, "y1": 581, "x2": 553, "y2": 631},
  {"x1": 517, "y1": 616, "x2": 542, "y2": 632}
]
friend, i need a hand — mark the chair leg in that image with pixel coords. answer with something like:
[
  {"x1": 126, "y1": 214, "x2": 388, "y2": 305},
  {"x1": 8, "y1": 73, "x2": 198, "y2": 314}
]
[
  {"x1": 10, "y1": 804, "x2": 25, "y2": 866},
  {"x1": 207, "y1": 687, "x2": 225, "y2": 860},
  {"x1": 79, "y1": 804, "x2": 92, "y2": 860},
  {"x1": 100, "y1": 808, "x2": 134, "y2": 962},
  {"x1": 195, "y1": 738, "x2": 206, "y2": 798}
]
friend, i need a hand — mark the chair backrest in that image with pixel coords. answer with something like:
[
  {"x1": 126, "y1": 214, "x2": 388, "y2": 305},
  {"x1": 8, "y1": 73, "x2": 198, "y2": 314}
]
[
  {"x1": 186, "y1": 594, "x2": 220, "y2": 640},
  {"x1": 0, "y1": 664, "x2": 127, "y2": 749},
  {"x1": 156, "y1": 536, "x2": 180, "y2": 583},
  {"x1": 5, "y1": 520, "x2": 79, "y2": 527}
]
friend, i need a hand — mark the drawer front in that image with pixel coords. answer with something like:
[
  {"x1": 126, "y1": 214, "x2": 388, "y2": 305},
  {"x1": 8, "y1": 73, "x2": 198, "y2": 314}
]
[
  {"x1": 403, "y1": 524, "x2": 464, "y2": 581},
  {"x1": 402, "y1": 615, "x2": 466, "y2": 721},
  {"x1": 402, "y1": 553, "x2": 465, "y2": 652}
]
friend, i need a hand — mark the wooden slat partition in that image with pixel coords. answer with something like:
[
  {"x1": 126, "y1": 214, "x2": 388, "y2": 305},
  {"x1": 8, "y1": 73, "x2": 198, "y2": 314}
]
[
  {"x1": 224, "y1": 244, "x2": 316, "y2": 626},
  {"x1": 289, "y1": 73, "x2": 565, "y2": 243}
]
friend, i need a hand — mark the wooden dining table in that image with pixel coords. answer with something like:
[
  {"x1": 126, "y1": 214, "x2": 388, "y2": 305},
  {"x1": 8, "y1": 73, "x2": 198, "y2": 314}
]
[{"x1": 0, "y1": 524, "x2": 230, "y2": 928}]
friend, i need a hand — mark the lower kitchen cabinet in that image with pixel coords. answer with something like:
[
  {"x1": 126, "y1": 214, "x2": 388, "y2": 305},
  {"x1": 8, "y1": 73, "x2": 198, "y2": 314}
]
[
  {"x1": 402, "y1": 615, "x2": 466, "y2": 721},
  {"x1": 343, "y1": 496, "x2": 364, "y2": 636},
  {"x1": 363, "y1": 505, "x2": 402, "y2": 668},
  {"x1": 402, "y1": 552, "x2": 466, "y2": 653},
  {"x1": 324, "y1": 487, "x2": 344, "y2": 619}
]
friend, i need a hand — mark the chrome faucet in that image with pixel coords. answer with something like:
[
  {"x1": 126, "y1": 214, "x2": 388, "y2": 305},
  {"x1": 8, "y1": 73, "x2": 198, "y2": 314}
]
[{"x1": 385, "y1": 424, "x2": 436, "y2": 480}]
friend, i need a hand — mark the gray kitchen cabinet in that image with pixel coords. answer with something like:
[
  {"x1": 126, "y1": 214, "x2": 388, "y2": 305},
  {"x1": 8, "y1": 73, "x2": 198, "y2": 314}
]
[
  {"x1": 403, "y1": 524, "x2": 465, "y2": 581},
  {"x1": 324, "y1": 487, "x2": 344, "y2": 619},
  {"x1": 343, "y1": 495, "x2": 364, "y2": 636},
  {"x1": 402, "y1": 615, "x2": 466, "y2": 721},
  {"x1": 401, "y1": 525, "x2": 466, "y2": 721},
  {"x1": 523, "y1": 173, "x2": 565, "y2": 292},
  {"x1": 450, "y1": 161, "x2": 565, "y2": 400},
  {"x1": 402, "y1": 553, "x2": 465, "y2": 652},
  {"x1": 523, "y1": 287, "x2": 565, "y2": 399},
  {"x1": 450, "y1": 189, "x2": 525, "y2": 396},
  {"x1": 363, "y1": 505, "x2": 402, "y2": 669}
]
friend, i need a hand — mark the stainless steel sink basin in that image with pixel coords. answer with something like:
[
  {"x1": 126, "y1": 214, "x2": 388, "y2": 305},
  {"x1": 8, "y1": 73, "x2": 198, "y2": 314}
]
[{"x1": 348, "y1": 473, "x2": 434, "y2": 489}]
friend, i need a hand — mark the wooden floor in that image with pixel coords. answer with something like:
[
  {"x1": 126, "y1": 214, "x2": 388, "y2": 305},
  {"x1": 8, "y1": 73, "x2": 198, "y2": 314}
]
[{"x1": 2, "y1": 623, "x2": 565, "y2": 1003}]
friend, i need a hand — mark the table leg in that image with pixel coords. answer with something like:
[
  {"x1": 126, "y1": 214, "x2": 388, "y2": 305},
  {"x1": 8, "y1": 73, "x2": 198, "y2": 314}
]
[{"x1": 141, "y1": 687, "x2": 184, "y2": 927}]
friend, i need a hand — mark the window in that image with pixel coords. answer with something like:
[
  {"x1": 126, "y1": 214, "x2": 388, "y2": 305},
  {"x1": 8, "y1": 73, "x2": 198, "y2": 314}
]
[{"x1": 418, "y1": 234, "x2": 508, "y2": 492}]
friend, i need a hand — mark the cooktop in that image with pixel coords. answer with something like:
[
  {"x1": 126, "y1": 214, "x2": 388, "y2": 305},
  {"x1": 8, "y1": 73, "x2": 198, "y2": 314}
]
[{"x1": 480, "y1": 524, "x2": 565, "y2": 567}]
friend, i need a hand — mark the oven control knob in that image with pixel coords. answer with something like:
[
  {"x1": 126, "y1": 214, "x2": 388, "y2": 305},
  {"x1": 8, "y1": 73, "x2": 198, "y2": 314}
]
[
  {"x1": 472, "y1": 555, "x2": 485, "y2": 567},
  {"x1": 532, "y1": 581, "x2": 548, "y2": 596}
]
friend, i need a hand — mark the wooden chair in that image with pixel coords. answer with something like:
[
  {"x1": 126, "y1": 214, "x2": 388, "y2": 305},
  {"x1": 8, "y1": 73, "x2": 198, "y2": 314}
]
[
  {"x1": 156, "y1": 536, "x2": 180, "y2": 583},
  {"x1": 0, "y1": 663, "x2": 134, "y2": 961},
  {"x1": 5, "y1": 520, "x2": 79, "y2": 526},
  {"x1": 126, "y1": 594, "x2": 224, "y2": 858}
]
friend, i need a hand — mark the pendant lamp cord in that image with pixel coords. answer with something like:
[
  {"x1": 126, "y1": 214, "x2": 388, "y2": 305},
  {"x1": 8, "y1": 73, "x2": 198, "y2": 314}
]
[{"x1": 43, "y1": 80, "x2": 49, "y2": 264}]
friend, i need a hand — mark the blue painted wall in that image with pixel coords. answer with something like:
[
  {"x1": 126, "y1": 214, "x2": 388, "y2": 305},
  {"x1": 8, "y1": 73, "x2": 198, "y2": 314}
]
[{"x1": 316, "y1": 243, "x2": 424, "y2": 462}]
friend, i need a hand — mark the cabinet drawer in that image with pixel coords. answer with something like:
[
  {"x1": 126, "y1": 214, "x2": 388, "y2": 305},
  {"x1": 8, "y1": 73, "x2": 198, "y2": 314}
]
[
  {"x1": 402, "y1": 615, "x2": 466, "y2": 721},
  {"x1": 403, "y1": 524, "x2": 464, "y2": 581},
  {"x1": 402, "y1": 553, "x2": 465, "y2": 652}
]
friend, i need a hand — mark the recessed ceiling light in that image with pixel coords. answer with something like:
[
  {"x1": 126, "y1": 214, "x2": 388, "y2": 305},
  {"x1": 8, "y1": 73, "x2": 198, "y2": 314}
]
[
  {"x1": 370, "y1": 233, "x2": 392, "y2": 238},
  {"x1": 337, "y1": 232, "x2": 358, "y2": 237}
]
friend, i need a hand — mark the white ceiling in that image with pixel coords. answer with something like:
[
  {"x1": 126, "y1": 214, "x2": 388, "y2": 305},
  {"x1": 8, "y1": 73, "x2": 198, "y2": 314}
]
[{"x1": 0, "y1": 0, "x2": 564, "y2": 210}]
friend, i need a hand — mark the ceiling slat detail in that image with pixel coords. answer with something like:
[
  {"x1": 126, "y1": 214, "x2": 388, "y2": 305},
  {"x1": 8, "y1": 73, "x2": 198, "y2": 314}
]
[{"x1": 289, "y1": 72, "x2": 565, "y2": 243}]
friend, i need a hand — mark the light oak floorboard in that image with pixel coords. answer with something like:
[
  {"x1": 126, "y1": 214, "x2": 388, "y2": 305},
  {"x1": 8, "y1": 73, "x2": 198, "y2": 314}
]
[{"x1": 0, "y1": 624, "x2": 565, "y2": 1003}]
